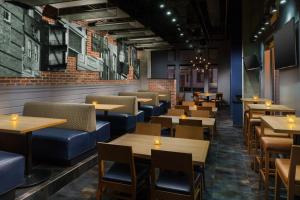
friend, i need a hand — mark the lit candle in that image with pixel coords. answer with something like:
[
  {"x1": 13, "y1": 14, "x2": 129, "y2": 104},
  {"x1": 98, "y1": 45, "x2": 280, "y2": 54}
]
[
  {"x1": 180, "y1": 114, "x2": 187, "y2": 119},
  {"x1": 92, "y1": 101, "x2": 98, "y2": 106},
  {"x1": 287, "y1": 115, "x2": 296, "y2": 124},
  {"x1": 265, "y1": 100, "x2": 272, "y2": 107},
  {"x1": 10, "y1": 114, "x2": 19, "y2": 121},
  {"x1": 253, "y1": 95, "x2": 259, "y2": 100},
  {"x1": 154, "y1": 138, "x2": 161, "y2": 145}
]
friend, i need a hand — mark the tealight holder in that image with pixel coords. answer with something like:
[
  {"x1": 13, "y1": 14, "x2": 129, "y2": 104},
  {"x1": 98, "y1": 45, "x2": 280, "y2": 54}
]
[
  {"x1": 253, "y1": 95, "x2": 259, "y2": 100},
  {"x1": 10, "y1": 114, "x2": 19, "y2": 121},
  {"x1": 92, "y1": 101, "x2": 98, "y2": 106},
  {"x1": 180, "y1": 114, "x2": 187, "y2": 119},
  {"x1": 154, "y1": 137, "x2": 161, "y2": 146},
  {"x1": 287, "y1": 115, "x2": 296, "y2": 124},
  {"x1": 265, "y1": 100, "x2": 272, "y2": 108}
]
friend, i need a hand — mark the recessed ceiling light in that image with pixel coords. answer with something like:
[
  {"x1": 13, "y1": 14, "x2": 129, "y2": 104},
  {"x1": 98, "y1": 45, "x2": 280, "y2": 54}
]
[
  {"x1": 166, "y1": 10, "x2": 172, "y2": 16},
  {"x1": 185, "y1": 40, "x2": 189, "y2": 43},
  {"x1": 180, "y1": 33, "x2": 184, "y2": 36},
  {"x1": 280, "y1": 0, "x2": 287, "y2": 5},
  {"x1": 261, "y1": 27, "x2": 265, "y2": 30},
  {"x1": 258, "y1": 31, "x2": 262, "y2": 35},
  {"x1": 271, "y1": 5, "x2": 277, "y2": 13},
  {"x1": 189, "y1": 44, "x2": 193, "y2": 48},
  {"x1": 265, "y1": 21, "x2": 270, "y2": 25},
  {"x1": 159, "y1": 4, "x2": 165, "y2": 8},
  {"x1": 254, "y1": 35, "x2": 258, "y2": 38},
  {"x1": 172, "y1": 18, "x2": 176, "y2": 22}
]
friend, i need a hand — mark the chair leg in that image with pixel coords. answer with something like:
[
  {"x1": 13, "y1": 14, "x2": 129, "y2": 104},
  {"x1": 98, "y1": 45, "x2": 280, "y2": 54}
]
[
  {"x1": 287, "y1": 185, "x2": 295, "y2": 200},
  {"x1": 96, "y1": 183, "x2": 102, "y2": 200},
  {"x1": 264, "y1": 151, "x2": 270, "y2": 200},
  {"x1": 274, "y1": 170, "x2": 281, "y2": 200}
]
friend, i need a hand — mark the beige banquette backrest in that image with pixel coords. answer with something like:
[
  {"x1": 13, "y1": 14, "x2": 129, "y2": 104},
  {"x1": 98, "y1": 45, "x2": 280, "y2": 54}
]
[
  {"x1": 23, "y1": 102, "x2": 96, "y2": 132},
  {"x1": 138, "y1": 89, "x2": 171, "y2": 102},
  {"x1": 85, "y1": 95, "x2": 138, "y2": 115},
  {"x1": 118, "y1": 92, "x2": 159, "y2": 106}
]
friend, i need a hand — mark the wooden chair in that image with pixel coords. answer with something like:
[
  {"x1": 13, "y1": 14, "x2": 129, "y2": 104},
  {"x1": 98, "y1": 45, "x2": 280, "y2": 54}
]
[
  {"x1": 202, "y1": 102, "x2": 216, "y2": 108},
  {"x1": 182, "y1": 101, "x2": 195, "y2": 106},
  {"x1": 179, "y1": 118, "x2": 202, "y2": 127},
  {"x1": 175, "y1": 105, "x2": 190, "y2": 115},
  {"x1": 167, "y1": 109, "x2": 185, "y2": 116},
  {"x1": 97, "y1": 143, "x2": 149, "y2": 200},
  {"x1": 175, "y1": 125, "x2": 204, "y2": 140},
  {"x1": 191, "y1": 110, "x2": 210, "y2": 118},
  {"x1": 275, "y1": 145, "x2": 300, "y2": 200},
  {"x1": 150, "y1": 149, "x2": 202, "y2": 200},
  {"x1": 150, "y1": 116, "x2": 173, "y2": 137},
  {"x1": 134, "y1": 122, "x2": 161, "y2": 136}
]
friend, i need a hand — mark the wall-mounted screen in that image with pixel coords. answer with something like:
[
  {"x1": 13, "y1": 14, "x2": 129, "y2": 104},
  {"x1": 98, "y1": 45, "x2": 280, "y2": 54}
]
[
  {"x1": 274, "y1": 18, "x2": 297, "y2": 70},
  {"x1": 244, "y1": 54, "x2": 261, "y2": 71}
]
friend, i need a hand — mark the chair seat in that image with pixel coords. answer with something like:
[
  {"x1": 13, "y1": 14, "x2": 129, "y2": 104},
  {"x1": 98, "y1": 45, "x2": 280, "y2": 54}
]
[
  {"x1": 255, "y1": 126, "x2": 289, "y2": 138},
  {"x1": 276, "y1": 159, "x2": 300, "y2": 184},
  {"x1": 103, "y1": 163, "x2": 149, "y2": 185},
  {"x1": 0, "y1": 151, "x2": 25, "y2": 195},
  {"x1": 156, "y1": 170, "x2": 201, "y2": 195},
  {"x1": 95, "y1": 121, "x2": 111, "y2": 142},
  {"x1": 261, "y1": 137, "x2": 293, "y2": 152}
]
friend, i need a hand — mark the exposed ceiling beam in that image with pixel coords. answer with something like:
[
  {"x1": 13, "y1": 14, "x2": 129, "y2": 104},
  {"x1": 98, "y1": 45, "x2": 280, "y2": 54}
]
[
  {"x1": 10, "y1": 0, "x2": 76, "y2": 6},
  {"x1": 111, "y1": 31, "x2": 155, "y2": 39},
  {"x1": 90, "y1": 21, "x2": 143, "y2": 31},
  {"x1": 51, "y1": 0, "x2": 107, "y2": 8}
]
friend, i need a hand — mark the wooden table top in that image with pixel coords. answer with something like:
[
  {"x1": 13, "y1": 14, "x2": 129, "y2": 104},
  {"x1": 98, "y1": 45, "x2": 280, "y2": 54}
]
[
  {"x1": 110, "y1": 134, "x2": 210, "y2": 165},
  {"x1": 261, "y1": 116, "x2": 300, "y2": 134},
  {"x1": 0, "y1": 115, "x2": 66, "y2": 134},
  {"x1": 247, "y1": 104, "x2": 295, "y2": 112},
  {"x1": 159, "y1": 115, "x2": 215, "y2": 127},
  {"x1": 189, "y1": 106, "x2": 218, "y2": 112},
  {"x1": 197, "y1": 93, "x2": 216, "y2": 97},
  {"x1": 94, "y1": 104, "x2": 125, "y2": 111},
  {"x1": 241, "y1": 98, "x2": 268, "y2": 102},
  {"x1": 158, "y1": 94, "x2": 167, "y2": 97},
  {"x1": 137, "y1": 98, "x2": 152, "y2": 103}
]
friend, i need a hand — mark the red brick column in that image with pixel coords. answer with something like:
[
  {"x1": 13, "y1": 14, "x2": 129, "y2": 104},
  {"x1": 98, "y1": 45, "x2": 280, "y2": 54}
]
[{"x1": 148, "y1": 79, "x2": 177, "y2": 106}]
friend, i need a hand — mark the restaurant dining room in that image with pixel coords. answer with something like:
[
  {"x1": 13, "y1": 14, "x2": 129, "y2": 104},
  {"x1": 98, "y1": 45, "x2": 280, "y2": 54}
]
[{"x1": 0, "y1": 0, "x2": 300, "y2": 200}]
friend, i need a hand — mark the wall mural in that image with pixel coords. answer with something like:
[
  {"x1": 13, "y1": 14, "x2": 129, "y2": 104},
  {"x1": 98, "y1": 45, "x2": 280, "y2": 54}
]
[{"x1": 0, "y1": 3, "x2": 140, "y2": 80}]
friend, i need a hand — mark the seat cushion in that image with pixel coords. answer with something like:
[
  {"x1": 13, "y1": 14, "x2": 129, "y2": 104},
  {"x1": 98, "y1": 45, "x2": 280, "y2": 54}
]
[
  {"x1": 276, "y1": 158, "x2": 300, "y2": 184},
  {"x1": 261, "y1": 137, "x2": 293, "y2": 152},
  {"x1": 96, "y1": 112, "x2": 136, "y2": 133},
  {"x1": 103, "y1": 163, "x2": 149, "y2": 185},
  {"x1": 33, "y1": 128, "x2": 95, "y2": 161},
  {"x1": 156, "y1": 170, "x2": 201, "y2": 195},
  {"x1": 0, "y1": 151, "x2": 25, "y2": 195},
  {"x1": 94, "y1": 121, "x2": 111, "y2": 142},
  {"x1": 136, "y1": 111, "x2": 145, "y2": 122},
  {"x1": 255, "y1": 126, "x2": 289, "y2": 138}
]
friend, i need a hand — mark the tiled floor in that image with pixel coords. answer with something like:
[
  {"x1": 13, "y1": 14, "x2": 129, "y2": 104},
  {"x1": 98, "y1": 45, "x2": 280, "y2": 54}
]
[{"x1": 49, "y1": 109, "x2": 266, "y2": 200}]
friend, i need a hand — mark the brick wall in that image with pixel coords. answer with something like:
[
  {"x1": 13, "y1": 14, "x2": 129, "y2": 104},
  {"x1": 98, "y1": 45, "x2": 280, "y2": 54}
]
[
  {"x1": 148, "y1": 79, "x2": 177, "y2": 106},
  {"x1": 0, "y1": 57, "x2": 139, "y2": 86}
]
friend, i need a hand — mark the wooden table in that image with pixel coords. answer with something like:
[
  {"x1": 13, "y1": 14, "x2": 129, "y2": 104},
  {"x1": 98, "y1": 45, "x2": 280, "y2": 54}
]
[
  {"x1": 261, "y1": 115, "x2": 300, "y2": 144},
  {"x1": 0, "y1": 115, "x2": 66, "y2": 187},
  {"x1": 189, "y1": 106, "x2": 218, "y2": 113},
  {"x1": 94, "y1": 104, "x2": 125, "y2": 116},
  {"x1": 158, "y1": 94, "x2": 167, "y2": 97},
  {"x1": 159, "y1": 115, "x2": 216, "y2": 139},
  {"x1": 197, "y1": 93, "x2": 216, "y2": 101},
  {"x1": 137, "y1": 98, "x2": 152, "y2": 107},
  {"x1": 247, "y1": 104, "x2": 295, "y2": 118},
  {"x1": 241, "y1": 98, "x2": 268, "y2": 103},
  {"x1": 110, "y1": 134, "x2": 210, "y2": 165}
]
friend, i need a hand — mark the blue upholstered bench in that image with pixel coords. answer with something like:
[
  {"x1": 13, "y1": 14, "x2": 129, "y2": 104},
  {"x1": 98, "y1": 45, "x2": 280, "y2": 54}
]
[
  {"x1": 86, "y1": 95, "x2": 144, "y2": 135},
  {"x1": 0, "y1": 151, "x2": 25, "y2": 199},
  {"x1": 23, "y1": 102, "x2": 111, "y2": 165}
]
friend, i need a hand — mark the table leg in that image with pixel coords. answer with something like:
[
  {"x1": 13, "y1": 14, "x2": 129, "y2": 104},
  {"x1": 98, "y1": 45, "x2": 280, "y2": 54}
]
[
  {"x1": 293, "y1": 134, "x2": 300, "y2": 145},
  {"x1": 104, "y1": 110, "x2": 108, "y2": 117},
  {"x1": 0, "y1": 132, "x2": 51, "y2": 187}
]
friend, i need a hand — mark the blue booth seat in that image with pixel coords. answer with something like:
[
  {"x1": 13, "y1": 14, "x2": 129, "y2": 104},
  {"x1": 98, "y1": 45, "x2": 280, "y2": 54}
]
[
  {"x1": 23, "y1": 102, "x2": 111, "y2": 165},
  {"x1": 0, "y1": 151, "x2": 25, "y2": 196},
  {"x1": 32, "y1": 121, "x2": 111, "y2": 162},
  {"x1": 139, "y1": 105, "x2": 161, "y2": 120},
  {"x1": 159, "y1": 101, "x2": 171, "y2": 114}
]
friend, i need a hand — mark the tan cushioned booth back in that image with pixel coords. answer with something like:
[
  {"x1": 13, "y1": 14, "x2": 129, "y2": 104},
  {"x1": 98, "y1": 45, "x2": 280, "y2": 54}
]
[
  {"x1": 85, "y1": 95, "x2": 138, "y2": 115},
  {"x1": 119, "y1": 92, "x2": 159, "y2": 106},
  {"x1": 23, "y1": 102, "x2": 96, "y2": 132},
  {"x1": 138, "y1": 90, "x2": 171, "y2": 102}
]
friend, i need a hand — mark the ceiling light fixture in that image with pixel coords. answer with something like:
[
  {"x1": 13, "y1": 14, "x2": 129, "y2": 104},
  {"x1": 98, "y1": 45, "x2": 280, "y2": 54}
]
[
  {"x1": 265, "y1": 21, "x2": 270, "y2": 25},
  {"x1": 159, "y1": 3, "x2": 165, "y2": 8},
  {"x1": 172, "y1": 18, "x2": 177, "y2": 22},
  {"x1": 271, "y1": 5, "x2": 278, "y2": 13},
  {"x1": 180, "y1": 33, "x2": 184, "y2": 36},
  {"x1": 166, "y1": 10, "x2": 172, "y2": 16},
  {"x1": 280, "y1": 0, "x2": 287, "y2": 5},
  {"x1": 258, "y1": 31, "x2": 262, "y2": 35}
]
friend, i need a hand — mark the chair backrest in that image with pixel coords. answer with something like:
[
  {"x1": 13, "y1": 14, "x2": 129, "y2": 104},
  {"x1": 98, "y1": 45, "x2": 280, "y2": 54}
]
[
  {"x1": 191, "y1": 110, "x2": 210, "y2": 118},
  {"x1": 139, "y1": 90, "x2": 171, "y2": 102},
  {"x1": 202, "y1": 102, "x2": 216, "y2": 108},
  {"x1": 23, "y1": 101, "x2": 96, "y2": 132},
  {"x1": 175, "y1": 125, "x2": 204, "y2": 140},
  {"x1": 182, "y1": 101, "x2": 195, "y2": 106},
  {"x1": 175, "y1": 105, "x2": 190, "y2": 114},
  {"x1": 134, "y1": 123, "x2": 161, "y2": 136},
  {"x1": 288, "y1": 145, "x2": 300, "y2": 188},
  {"x1": 86, "y1": 95, "x2": 138, "y2": 115},
  {"x1": 98, "y1": 143, "x2": 135, "y2": 183},
  {"x1": 151, "y1": 150, "x2": 193, "y2": 191},
  {"x1": 216, "y1": 93, "x2": 223, "y2": 100},
  {"x1": 179, "y1": 119, "x2": 202, "y2": 127},
  {"x1": 119, "y1": 92, "x2": 159, "y2": 106},
  {"x1": 150, "y1": 116, "x2": 173, "y2": 129},
  {"x1": 167, "y1": 109, "x2": 185, "y2": 116}
]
